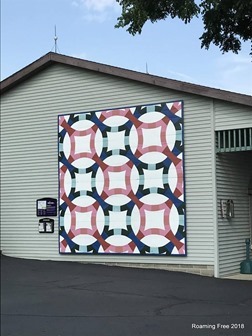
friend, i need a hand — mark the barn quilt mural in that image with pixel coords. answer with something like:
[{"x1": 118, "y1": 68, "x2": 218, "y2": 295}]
[{"x1": 58, "y1": 101, "x2": 186, "y2": 255}]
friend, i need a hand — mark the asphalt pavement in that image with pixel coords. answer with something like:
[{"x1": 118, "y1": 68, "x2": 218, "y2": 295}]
[{"x1": 1, "y1": 255, "x2": 252, "y2": 336}]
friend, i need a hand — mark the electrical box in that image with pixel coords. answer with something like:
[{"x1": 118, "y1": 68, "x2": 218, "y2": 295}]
[{"x1": 38, "y1": 218, "x2": 54, "y2": 233}]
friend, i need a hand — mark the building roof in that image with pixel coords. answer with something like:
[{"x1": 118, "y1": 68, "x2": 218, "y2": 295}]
[{"x1": 1, "y1": 52, "x2": 252, "y2": 106}]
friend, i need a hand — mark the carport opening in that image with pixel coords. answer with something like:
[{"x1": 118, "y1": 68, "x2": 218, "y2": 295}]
[
  {"x1": 249, "y1": 178, "x2": 252, "y2": 196},
  {"x1": 249, "y1": 178, "x2": 252, "y2": 249}
]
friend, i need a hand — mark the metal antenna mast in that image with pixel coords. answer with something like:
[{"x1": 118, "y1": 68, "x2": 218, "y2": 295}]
[
  {"x1": 54, "y1": 25, "x2": 58, "y2": 53},
  {"x1": 146, "y1": 62, "x2": 149, "y2": 74}
]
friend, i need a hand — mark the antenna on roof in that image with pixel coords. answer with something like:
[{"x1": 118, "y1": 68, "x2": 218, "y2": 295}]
[
  {"x1": 146, "y1": 62, "x2": 149, "y2": 74},
  {"x1": 54, "y1": 25, "x2": 58, "y2": 53}
]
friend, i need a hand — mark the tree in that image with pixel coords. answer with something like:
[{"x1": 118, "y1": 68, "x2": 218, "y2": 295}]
[{"x1": 115, "y1": 0, "x2": 252, "y2": 53}]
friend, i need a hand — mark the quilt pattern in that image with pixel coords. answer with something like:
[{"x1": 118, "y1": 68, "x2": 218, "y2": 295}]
[{"x1": 59, "y1": 101, "x2": 186, "y2": 255}]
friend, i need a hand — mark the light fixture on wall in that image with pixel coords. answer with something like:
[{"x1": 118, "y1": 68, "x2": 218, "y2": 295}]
[
  {"x1": 226, "y1": 199, "x2": 234, "y2": 219},
  {"x1": 220, "y1": 199, "x2": 235, "y2": 219}
]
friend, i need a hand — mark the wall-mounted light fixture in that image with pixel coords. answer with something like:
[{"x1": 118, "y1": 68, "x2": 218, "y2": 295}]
[
  {"x1": 220, "y1": 199, "x2": 235, "y2": 219},
  {"x1": 226, "y1": 199, "x2": 234, "y2": 219}
]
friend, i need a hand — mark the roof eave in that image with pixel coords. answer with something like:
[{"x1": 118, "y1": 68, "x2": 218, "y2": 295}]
[
  {"x1": 1, "y1": 52, "x2": 252, "y2": 107},
  {"x1": 0, "y1": 53, "x2": 55, "y2": 94}
]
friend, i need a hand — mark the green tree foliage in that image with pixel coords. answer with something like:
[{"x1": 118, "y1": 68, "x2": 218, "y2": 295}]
[{"x1": 115, "y1": 0, "x2": 252, "y2": 53}]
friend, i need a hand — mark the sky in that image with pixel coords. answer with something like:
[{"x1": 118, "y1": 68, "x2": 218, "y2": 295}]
[{"x1": 1, "y1": 0, "x2": 252, "y2": 95}]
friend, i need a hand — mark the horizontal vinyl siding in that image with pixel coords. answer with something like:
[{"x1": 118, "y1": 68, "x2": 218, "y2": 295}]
[
  {"x1": 216, "y1": 152, "x2": 252, "y2": 277},
  {"x1": 1, "y1": 63, "x2": 215, "y2": 266},
  {"x1": 214, "y1": 100, "x2": 252, "y2": 131}
]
